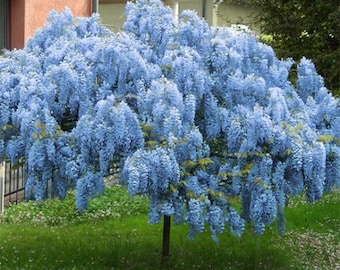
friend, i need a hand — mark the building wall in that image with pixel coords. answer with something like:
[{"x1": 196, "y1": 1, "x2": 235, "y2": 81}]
[
  {"x1": 178, "y1": 0, "x2": 216, "y2": 26},
  {"x1": 10, "y1": 0, "x2": 93, "y2": 49},
  {"x1": 10, "y1": 0, "x2": 25, "y2": 49},
  {"x1": 99, "y1": 3, "x2": 126, "y2": 32},
  {"x1": 217, "y1": 3, "x2": 259, "y2": 33},
  {"x1": 98, "y1": 0, "x2": 217, "y2": 32},
  {"x1": 8, "y1": 0, "x2": 257, "y2": 50}
]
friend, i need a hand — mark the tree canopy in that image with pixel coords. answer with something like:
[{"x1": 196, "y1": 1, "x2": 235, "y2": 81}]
[{"x1": 0, "y1": 0, "x2": 339, "y2": 242}]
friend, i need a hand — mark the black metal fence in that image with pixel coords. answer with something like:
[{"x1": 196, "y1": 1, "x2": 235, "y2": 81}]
[
  {"x1": 3, "y1": 162, "x2": 26, "y2": 204},
  {"x1": 1, "y1": 160, "x2": 120, "y2": 209}
]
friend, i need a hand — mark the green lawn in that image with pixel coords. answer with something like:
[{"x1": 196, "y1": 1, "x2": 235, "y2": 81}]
[{"x1": 0, "y1": 186, "x2": 339, "y2": 269}]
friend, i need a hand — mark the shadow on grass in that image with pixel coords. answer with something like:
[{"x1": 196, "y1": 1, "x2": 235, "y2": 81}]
[{"x1": 0, "y1": 217, "x2": 294, "y2": 270}]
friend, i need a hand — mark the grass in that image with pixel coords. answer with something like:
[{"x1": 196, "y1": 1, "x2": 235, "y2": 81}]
[{"x1": 0, "y1": 185, "x2": 339, "y2": 270}]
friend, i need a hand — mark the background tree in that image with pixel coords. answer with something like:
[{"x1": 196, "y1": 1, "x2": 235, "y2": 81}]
[
  {"x1": 0, "y1": 0, "x2": 339, "y2": 256},
  {"x1": 238, "y1": 0, "x2": 339, "y2": 96}
]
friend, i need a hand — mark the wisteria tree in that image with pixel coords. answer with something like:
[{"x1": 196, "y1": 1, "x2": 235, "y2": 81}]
[{"x1": 0, "y1": 0, "x2": 339, "y2": 256}]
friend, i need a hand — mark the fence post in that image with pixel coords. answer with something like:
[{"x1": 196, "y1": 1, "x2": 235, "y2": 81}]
[{"x1": 0, "y1": 162, "x2": 5, "y2": 215}]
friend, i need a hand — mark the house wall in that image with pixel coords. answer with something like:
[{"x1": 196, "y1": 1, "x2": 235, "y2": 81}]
[
  {"x1": 99, "y1": 3, "x2": 126, "y2": 32},
  {"x1": 98, "y1": 0, "x2": 217, "y2": 32},
  {"x1": 178, "y1": 0, "x2": 216, "y2": 26},
  {"x1": 10, "y1": 0, "x2": 92, "y2": 49},
  {"x1": 10, "y1": 0, "x2": 25, "y2": 49},
  {"x1": 217, "y1": 3, "x2": 259, "y2": 33}
]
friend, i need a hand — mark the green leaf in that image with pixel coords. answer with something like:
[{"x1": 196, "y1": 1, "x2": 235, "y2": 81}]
[
  {"x1": 317, "y1": 134, "x2": 334, "y2": 143},
  {"x1": 2, "y1": 124, "x2": 13, "y2": 131}
]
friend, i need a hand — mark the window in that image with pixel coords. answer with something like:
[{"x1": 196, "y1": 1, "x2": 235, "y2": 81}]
[{"x1": 0, "y1": 0, "x2": 10, "y2": 50}]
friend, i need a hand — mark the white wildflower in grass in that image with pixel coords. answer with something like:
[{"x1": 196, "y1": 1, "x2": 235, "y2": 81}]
[
  {"x1": 0, "y1": 185, "x2": 149, "y2": 227},
  {"x1": 275, "y1": 231, "x2": 340, "y2": 270}
]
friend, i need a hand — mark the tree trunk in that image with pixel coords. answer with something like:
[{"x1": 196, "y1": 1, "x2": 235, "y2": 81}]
[{"x1": 162, "y1": 215, "x2": 171, "y2": 257}]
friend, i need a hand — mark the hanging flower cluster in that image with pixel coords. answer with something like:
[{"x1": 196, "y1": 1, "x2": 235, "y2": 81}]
[{"x1": 0, "y1": 0, "x2": 339, "y2": 242}]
